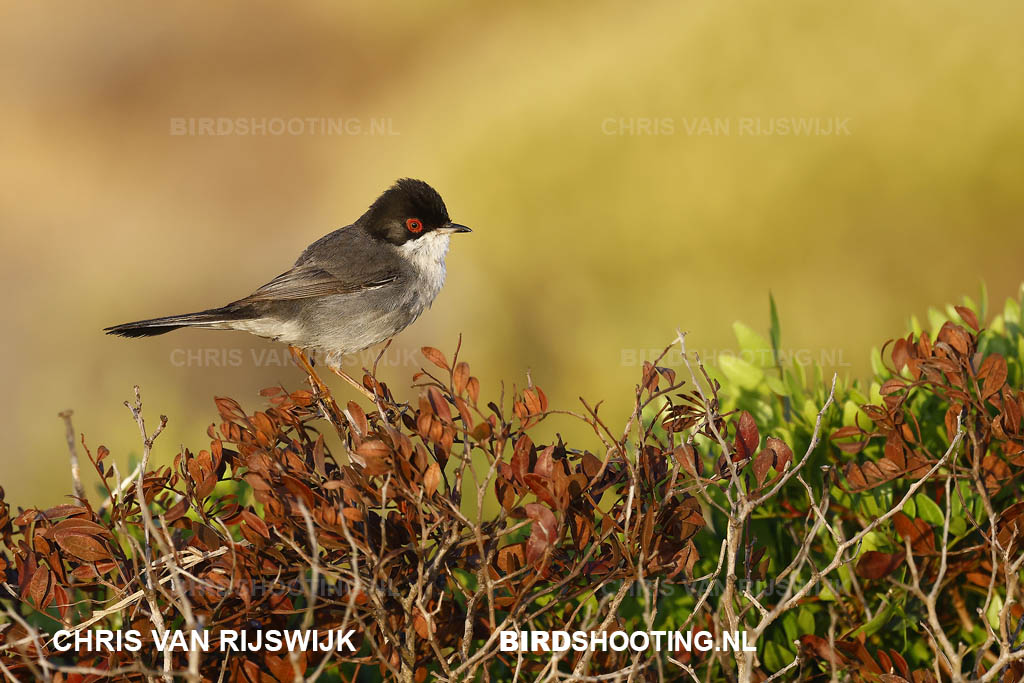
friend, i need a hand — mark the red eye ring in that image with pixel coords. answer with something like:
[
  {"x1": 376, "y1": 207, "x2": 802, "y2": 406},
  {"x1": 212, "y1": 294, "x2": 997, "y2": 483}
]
[{"x1": 406, "y1": 218, "x2": 424, "y2": 233}]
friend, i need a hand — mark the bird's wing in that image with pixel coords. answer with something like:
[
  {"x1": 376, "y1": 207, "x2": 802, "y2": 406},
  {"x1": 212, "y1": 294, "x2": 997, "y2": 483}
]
[{"x1": 243, "y1": 264, "x2": 398, "y2": 302}]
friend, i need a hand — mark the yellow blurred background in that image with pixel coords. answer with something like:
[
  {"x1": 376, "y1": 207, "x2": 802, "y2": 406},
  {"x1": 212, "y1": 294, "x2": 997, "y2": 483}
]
[{"x1": 1, "y1": 0, "x2": 1022, "y2": 509}]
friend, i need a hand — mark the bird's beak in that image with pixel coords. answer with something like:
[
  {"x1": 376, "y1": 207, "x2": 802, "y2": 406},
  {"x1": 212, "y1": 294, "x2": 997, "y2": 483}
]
[{"x1": 440, "y1": 222, "x2": 472, "y2": 234}]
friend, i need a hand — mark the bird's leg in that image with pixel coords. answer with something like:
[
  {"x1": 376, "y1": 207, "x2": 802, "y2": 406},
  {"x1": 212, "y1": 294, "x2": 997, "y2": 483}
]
[
  {"x1": 372, "y1": 338, "x2": 394, "y2": 375},
  {"x1": 288, "y1": 346, "x2": 329, "y2": 394},
  {"x1": 289, "y1": 345, "x2": 358, "y2": 437},
  {"x1": 325, "y1": 352, "x2": 379, "y2": 403}
]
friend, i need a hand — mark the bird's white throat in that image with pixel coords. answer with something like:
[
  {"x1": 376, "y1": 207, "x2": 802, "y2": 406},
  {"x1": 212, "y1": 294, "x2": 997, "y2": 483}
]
[{"x1": 398, "y1": 230, "x2": 451, "y2": 298}]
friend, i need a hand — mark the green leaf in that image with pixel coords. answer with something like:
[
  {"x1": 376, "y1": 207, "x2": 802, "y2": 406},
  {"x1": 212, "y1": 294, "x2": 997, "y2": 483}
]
[
  {"x1": 781, "y1": 611, "x2": 798, "y2": 643},
  {"x1": 765, "y1": 374, "x2": 788, "y2": 396},
  {"x1": 797, "y1": 607, "x2": 815, "y2": 636},
  {"x1": 870, "y1": 345, "x2": 885, "y2": 377},
  {"x1": 719, "y1": 355, "x2": 764, "y2": 390},
  {"x1": 869, "y1": 381, "x2": 883, "y2": 406},
  {"x1": 841, "y1": 399, "x2": 860, "y2": 427},
  {"x1": 910, "y1": 314, "x2": 923, "y2": 338},
  {"x1": 762, "y1": 640, "x2": 794, "y2": 672},
  {"x1": 914, "y1": 494, "x2": 945, "y2": 527},
  {"x1": 800, "y1": 397, "x2": 819, "y2": 426},
  {"x1": 733, "y1": 321, "x2": 772, "y2": 368},
  {"x1": 769, "y1": 292, "x2": 782, "y2": 366},
  {"x1": 1005, "y1": 296, "x2": 1020, "y2": 325},
  {"x1": 793, "y1": 360, "x2": 807, "y2": 391},
  {"x1": 986, "y1": 592, "x2": 1003, "y2": 630},
  {"x1": 852, "y1": 595, "x2": 896, "y2": 638},
  {"x1": 859, "y1": 530, "x2": 884, "y2": 554}
]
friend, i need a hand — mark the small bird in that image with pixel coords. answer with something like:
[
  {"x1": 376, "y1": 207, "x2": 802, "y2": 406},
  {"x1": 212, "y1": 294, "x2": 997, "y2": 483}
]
[{"x1": 106, "y1": 178, "x2": 470, "y2": 398}]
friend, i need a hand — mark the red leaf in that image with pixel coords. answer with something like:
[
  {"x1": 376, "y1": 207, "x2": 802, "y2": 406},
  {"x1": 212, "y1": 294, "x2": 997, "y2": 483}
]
[
  {"x1": 752, "y1": 450, "x2": 773, "y2": 486},
  {"x1": 525, "y1": 503, "x2": 558, "y2": 544},
  {"x1": 855, "y1": 550, "x2": 905, "y2": 579},
  {"x1": 765, "y1": 437, "x2": 793, "y2": 473},
  {"x1": 734, "y1": 411, "x2": 759, "y2": 460}
]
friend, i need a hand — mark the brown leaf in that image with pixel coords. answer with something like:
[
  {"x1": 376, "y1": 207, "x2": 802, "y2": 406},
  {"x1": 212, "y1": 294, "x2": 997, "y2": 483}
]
[
  {"x1": 642, "y1": 361, "x2": 659, "y2": 394},
  {"x1": 844, "y1": 460, "x2": 899, "y2": 492},
  {"x1": 980, "y1": 354, "x2": 1008, "y2": 399},
  {"x1": 355, "y1": 440, "x2": 391, "y2": 459},
  {"x1": 511, "y1": 435, "x2": 533, "y2": 483},
  {"x1": 673, "y1": 445, "x2": 702, "y2": 478},
  {"x1": 346, "y1": 402, "x2": 368, "y2": 435},
  {"x1": 50, "y1": 518, "x2": 113, "y2": 540},
  {"x1": 668, "y1": 540, "x2": 698, "y2": 579},
  {"x1": 879, "y1": 379, "x2": 907, "y2": 396},
  {"x1": 424, "y1": 462, "x2": 442, "y2": 497},
  {"x1": 453, "y1": 362, "x2": 470, "y2": 394},
  {"x1": 981, "y1": 454, "x2": 1011, "y2": 495},
  {"x1": 496, "y1": 543, "x2": 526, "y2": 573},
  {"x1": 312, "y1": 434, "x2": 327, "y2": 478},
  {"x1": 421, "y1": 346, "x2": 449, "y2": 370},
  {"x1": 27, "y1": 566, "x2": 52, "y2": 609},
  {"x1": 892, "y1": 512, "x2": 935, "y2": 555},
  {"x1": 495, "y1": 476, "x2": 516, "y2": 512},
  {"x1": 427, "y1": 387, "x2": 452, "y2": 424},
  {"x1": 798, "y1": 634, "x2": 845, "y2": 668},
  {"x1": 55, "y1": 533, "x2": 110, "y2": 562},
  {"x1": 955, "y1": 305, "x2": 980, "y2": 331},
  {"x1": 526, "y1": 474, "x2": 560, "y2": 510},
  {"x1": 523, "y1": 388, "x2": 543, "y2": 416},
  {"x1": 241, "y1": 510, "x2": 270, "y2": 539},
  {"x1": 42, "y1": 504, "x2": 89, "y2": 520},
  {"x1": 469, "y1": 421, "x2": 492, "y2": 442},
  {"x1": 164, "y1": 498, "x2": 190, "y2": 523},
  {"x1": 938, "y1": 322, "x2": 971, "y2": 356},
  {"x1": 467, "y1": 377, "x2": 480, "y2": 404}
]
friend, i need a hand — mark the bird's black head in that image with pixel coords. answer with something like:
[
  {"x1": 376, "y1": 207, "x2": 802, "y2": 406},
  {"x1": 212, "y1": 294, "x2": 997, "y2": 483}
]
[{"x1": 360, "y1": 178, "x2": 470, "y2": 245}]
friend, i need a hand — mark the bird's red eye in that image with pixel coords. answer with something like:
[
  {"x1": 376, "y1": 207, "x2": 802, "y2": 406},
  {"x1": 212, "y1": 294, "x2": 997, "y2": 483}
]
[{"x1": 406, "y1": 218, "x2": 423, "y2": 234}]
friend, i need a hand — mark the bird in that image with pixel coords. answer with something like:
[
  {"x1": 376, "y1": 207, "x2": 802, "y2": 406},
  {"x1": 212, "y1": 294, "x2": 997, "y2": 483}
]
[{"x1": 105, "y1": 178, "x2": 471, "y2": 399}]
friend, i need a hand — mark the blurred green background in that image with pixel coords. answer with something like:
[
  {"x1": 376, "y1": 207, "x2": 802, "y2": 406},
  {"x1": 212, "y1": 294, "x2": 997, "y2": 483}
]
[{"x1": 1, "y1": 0, "x2": 1022, "y2": 510}]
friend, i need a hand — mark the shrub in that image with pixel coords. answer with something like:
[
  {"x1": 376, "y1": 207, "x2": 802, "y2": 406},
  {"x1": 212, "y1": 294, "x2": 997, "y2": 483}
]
[{"x1": 1, "y1": 285, "x2": 1023, "y2": 682}]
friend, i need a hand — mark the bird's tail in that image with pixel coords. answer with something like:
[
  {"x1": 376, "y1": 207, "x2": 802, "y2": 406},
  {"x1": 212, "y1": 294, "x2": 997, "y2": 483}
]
[{"x1": 104, "y1": 305, "x2": 253, "y2": 338}]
